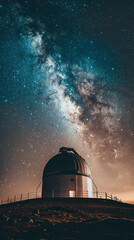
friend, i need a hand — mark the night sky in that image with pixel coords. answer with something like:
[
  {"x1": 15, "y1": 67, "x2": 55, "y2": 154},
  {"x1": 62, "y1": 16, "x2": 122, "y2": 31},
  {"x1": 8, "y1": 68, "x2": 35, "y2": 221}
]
[{"x1": 0, "y1": 0, "x2": 134, "y2": 203}]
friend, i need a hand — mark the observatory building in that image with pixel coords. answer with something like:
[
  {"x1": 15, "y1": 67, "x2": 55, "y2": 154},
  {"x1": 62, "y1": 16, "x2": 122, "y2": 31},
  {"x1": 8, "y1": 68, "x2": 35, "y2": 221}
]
[{"x1": 42, "y1": 147, "x2": 93, "y2": 198}]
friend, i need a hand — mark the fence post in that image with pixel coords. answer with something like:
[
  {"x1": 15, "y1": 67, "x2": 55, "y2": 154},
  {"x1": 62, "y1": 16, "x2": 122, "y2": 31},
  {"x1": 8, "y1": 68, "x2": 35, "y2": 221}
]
[
  {"x1": 14, "y1": 195, "x2": 16, "y2": 202},
  {"x1": 20, "y1": 193, "x2": 22, "y2": 201},
  {"x1": 96, "y1": 190, "x2": 98, "y2": 198},
  {"x1": 111, "y1": 194, "x2": 112, "y2": 200},
  {"x1": 105, "y1": 192, "x2": 107, "y2": 199}
]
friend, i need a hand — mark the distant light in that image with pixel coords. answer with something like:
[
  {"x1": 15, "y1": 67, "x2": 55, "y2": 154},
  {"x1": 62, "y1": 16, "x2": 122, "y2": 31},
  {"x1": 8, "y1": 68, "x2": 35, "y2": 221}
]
[
  {"x1": 5, "y1": 99, "x2": 8, "y2": 103},
  {"x1": 69, "y1": 190, "x2": 75, "y2": 197},
  {"x1": 112, "y1": 67, "x2": 115, "y2": 71}
]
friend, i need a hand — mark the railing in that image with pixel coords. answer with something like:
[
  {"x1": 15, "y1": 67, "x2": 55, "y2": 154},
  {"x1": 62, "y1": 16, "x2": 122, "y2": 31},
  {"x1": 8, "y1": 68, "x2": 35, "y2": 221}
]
[
  {"x1": 0, "y1": 191, "x2": 121, "y2": 205},
  {"x1": 0, "y1": 192, "x2": 41, "y2": 205},
  {"x1": 43, "y1": 192, "x2": 121, "y2": 201}
]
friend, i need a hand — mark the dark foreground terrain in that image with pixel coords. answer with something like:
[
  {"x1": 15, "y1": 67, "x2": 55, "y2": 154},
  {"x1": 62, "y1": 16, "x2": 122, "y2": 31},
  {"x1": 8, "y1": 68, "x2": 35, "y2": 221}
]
[{"x1": 0, "y1": 198, "x2": 134, "y2": 240}]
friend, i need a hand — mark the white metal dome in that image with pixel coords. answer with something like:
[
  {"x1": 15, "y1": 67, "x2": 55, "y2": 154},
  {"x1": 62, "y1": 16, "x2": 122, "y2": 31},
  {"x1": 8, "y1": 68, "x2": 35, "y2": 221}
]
[{"x1": 42, "y1": 147, "x2": 93, "y2": 198}]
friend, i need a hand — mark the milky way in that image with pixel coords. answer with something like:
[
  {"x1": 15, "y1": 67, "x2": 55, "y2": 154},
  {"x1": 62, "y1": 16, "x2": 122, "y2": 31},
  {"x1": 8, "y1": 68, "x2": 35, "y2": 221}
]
[{"x1": 0, "y1": 0, "x2": 134, "y2": 202}]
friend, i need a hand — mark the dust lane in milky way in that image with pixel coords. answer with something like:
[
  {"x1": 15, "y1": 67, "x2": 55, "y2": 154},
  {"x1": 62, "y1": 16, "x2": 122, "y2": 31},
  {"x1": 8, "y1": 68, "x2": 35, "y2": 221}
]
[{"x1": 0, "y1": 0, "x2": 134, "y2": 202}]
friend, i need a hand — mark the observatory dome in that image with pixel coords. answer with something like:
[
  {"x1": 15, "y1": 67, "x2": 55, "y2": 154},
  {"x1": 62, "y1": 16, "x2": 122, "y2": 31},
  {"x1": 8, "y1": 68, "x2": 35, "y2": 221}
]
[
  {"x1": 43, "y1": 147, "x2": 91, "y2": 178},
  {"x1": 42, "y1": 147, "x2": 93, "y2": 198}
]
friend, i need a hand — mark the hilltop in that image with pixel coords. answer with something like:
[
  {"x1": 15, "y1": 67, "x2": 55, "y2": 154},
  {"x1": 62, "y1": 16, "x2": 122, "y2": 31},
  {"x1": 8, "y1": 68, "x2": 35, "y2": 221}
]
[{"x1": 0, "y1": 198, "x2": 134, "y2": 239}]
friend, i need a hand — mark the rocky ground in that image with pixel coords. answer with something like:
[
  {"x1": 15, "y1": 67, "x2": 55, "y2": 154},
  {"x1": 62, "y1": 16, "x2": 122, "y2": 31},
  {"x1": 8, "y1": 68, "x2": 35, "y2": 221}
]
[{"x1": 0, "y1": 198, "x2": 134, "y2": 240}]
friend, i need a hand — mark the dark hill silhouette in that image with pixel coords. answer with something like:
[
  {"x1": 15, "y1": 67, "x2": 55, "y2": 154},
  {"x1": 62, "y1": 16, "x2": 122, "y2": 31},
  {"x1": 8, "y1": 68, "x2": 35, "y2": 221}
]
[{"x1": 0, "y1": 198, "x2": 134, "y2": 240}]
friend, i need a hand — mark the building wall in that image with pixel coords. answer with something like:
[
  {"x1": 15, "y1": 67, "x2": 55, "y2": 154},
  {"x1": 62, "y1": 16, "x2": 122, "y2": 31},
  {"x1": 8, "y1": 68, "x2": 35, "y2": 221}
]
[
  {"x1": 76, "y1": 175, "x2": 92, "y2": 198},
  {"x1": 42, "y1": 174, "x2": 93, "y2": 198}
]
